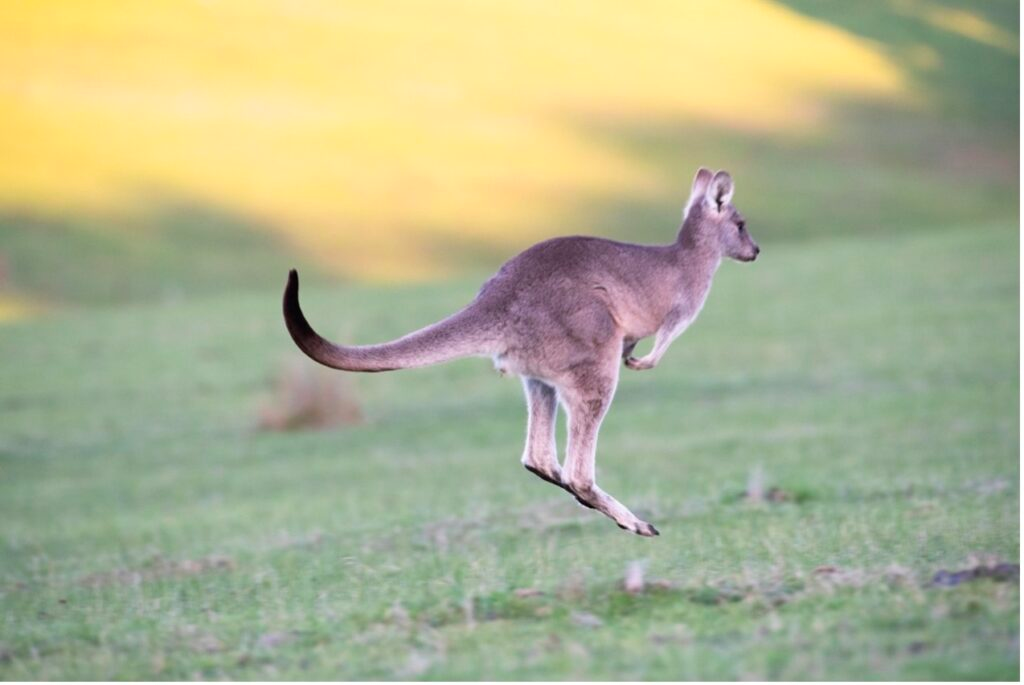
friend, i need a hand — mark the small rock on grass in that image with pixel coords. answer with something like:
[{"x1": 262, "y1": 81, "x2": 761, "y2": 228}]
[
  {"x1": 571, "y1": 611, "x2": 603, "y2": 628},
  {"x1": 256, "y1": 632, "x2": 293, "y2": 649},
  {"x1": 190, "y1": 634, "x2": 223, "y2": 654},
  {"x1": 397, "y1": 651, "x2": 434, "y2": 678}
]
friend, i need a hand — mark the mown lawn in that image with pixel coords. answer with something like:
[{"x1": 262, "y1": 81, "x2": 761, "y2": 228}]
[{"x1": 0, "y1": 222, "x2": 1018, "y2": 679}]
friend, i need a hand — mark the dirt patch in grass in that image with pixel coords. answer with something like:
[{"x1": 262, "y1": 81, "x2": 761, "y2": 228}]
[
  {"x1": 932, "y1": 562, "x2": 1019, "y2": 587},
  {"x1": 409, "y1": 574, "x2": 797, "y2": 630},
  {"x1": 79, "y1": 554, "x2": 234, "y2": 588},
  {"x1": 403, "y1": 557, "x2": 1019, "y2": 634}
]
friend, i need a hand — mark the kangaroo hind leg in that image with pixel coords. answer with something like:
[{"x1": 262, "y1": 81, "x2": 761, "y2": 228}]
[
  {"x1": 560, "y1": 372, "x2": 659, "y2": 536},
  {"x1": 520, "y1": 377, "x2": 570, "y2": 492}
]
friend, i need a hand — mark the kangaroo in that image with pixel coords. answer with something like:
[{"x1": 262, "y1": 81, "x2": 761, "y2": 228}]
[{"x1": 283, "y1": 168, "x2": 759, "y2": 536}]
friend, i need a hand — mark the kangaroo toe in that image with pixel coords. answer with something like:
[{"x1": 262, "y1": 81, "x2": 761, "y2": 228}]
[{"x1": 633, "y1": 520, "x2": 660, "y2": 537}]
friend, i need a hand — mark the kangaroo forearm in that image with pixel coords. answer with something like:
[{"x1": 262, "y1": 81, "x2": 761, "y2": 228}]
[{"x1": 624, "y1": 312, "x2": 689, "y2": 370}]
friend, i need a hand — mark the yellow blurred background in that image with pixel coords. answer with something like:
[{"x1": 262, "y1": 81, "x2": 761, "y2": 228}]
[{"x1": 0, "y1": 0, "x2": 1017, "y2": 310}]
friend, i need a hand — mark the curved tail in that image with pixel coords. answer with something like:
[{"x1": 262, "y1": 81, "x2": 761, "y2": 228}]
[{"x1": 283, "y1": 270, "x2": 497, "y2": 372}]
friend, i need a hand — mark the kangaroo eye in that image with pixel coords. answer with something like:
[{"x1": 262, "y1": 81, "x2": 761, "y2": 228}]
[{"x1": 736, "y1": 221, "x2": 745, "y2": 232}]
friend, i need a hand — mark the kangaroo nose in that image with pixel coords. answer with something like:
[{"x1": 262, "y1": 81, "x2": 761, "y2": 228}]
[{"x1": 754, "y1": 245, "x2": 761, "y2": 256}]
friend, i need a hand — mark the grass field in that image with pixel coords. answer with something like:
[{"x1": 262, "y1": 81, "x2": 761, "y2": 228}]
[{"x1": 0, "y1": 221, "x2": 1018, "y2": 679}]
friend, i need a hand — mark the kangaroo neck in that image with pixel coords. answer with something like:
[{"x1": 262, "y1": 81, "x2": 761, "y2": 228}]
[{"x1": 672, "y1": 240, "x2": 721, "y2": 308}]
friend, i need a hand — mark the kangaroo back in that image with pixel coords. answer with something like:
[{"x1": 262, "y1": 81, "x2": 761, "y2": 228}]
[{"x1": 283, "y1": 270, "x2": 498, "y2": 372}]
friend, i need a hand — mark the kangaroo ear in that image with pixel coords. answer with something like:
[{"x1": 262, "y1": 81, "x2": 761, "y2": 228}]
[
  {"x1": 684, "y1": 167, "x2": 714, "y2": 217},
  {"x1": 707, "y1": 171, "x2": 734, "y2": 211}
]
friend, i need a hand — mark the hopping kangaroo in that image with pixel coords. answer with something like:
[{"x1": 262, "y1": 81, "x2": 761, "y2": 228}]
[{"x1": 284, "y1": 168, "x2": 759, "y2": 536}]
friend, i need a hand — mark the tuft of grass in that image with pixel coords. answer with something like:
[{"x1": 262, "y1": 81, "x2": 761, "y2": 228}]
[{"x1": 256, "y1": 359, "x2": 364, "y2": 432}]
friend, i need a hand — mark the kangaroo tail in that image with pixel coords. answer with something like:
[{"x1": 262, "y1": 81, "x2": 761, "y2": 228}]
[{"x1": 283, "y1": 270, "x2": 497, "y2": 372}]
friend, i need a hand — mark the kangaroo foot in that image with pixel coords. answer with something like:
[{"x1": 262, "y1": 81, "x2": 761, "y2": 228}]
[
  {"x1": 574, "y1": 495, "x2": 597, "y2": 510},
  {"x1": 570, "y1": 483, "x2": 658, "y2": 535},
  {"x1": 524, "y1": 464, "x2": 597, "y2": 509},
  {"x1": 523, "y1": 463, "x2": 570, "y2": 491},
  {"x1": 616, "y1": 518, "x2": 660, "y2": 537}
]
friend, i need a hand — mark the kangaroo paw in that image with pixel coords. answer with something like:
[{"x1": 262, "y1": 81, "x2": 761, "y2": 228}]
[{"x1": 625, "y1": 356, "x2": 655, "y2": 371}]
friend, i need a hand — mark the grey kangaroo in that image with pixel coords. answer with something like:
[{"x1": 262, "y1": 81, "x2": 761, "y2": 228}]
[{"x1": 283, "y1": 168, "x2": 759, "y2": 536}]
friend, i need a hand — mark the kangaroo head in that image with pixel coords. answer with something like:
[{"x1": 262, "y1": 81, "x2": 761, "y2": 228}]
[{"x1": 681, "y1": 168, "x2": 760, "y2": 262}]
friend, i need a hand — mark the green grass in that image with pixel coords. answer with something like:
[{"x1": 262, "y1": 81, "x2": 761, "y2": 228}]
[{"x1": 0, "y1": 222, "x2": 1018, "y2": 680}]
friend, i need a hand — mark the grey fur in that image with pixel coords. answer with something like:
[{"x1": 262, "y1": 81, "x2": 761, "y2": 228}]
[{"x1": 284, "y1": 167, "x2": 759, "y2": 535}]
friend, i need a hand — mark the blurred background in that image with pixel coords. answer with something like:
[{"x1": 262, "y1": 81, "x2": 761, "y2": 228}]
[
  {"x1": 0, "y1": 0, "x2": 1017, "y2": 311},
  {"x1": 0, "y1": 1, "x2": 1019, "y2": 680}
]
